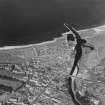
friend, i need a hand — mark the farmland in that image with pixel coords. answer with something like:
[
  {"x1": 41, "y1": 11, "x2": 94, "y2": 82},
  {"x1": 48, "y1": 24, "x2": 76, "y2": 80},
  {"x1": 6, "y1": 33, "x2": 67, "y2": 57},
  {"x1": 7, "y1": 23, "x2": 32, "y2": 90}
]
[{"x1": 0, "y1": 25, "x2": 105, "y2": 105}]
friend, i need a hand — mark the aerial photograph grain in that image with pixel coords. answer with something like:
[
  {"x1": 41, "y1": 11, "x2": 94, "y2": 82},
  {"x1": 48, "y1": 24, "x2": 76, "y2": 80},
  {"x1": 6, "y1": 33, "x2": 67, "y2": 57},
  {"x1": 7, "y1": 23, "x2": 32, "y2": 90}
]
[{"x1": 0, "y1": 0, "x2": 105, "y2": 105}]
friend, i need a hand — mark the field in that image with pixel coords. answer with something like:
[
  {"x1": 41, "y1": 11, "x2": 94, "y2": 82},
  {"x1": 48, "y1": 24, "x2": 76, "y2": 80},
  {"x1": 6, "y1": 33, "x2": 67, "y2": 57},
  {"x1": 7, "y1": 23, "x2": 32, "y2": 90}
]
[{"x1": 0, "y1": 25, "x2": 105, "y2": 105}]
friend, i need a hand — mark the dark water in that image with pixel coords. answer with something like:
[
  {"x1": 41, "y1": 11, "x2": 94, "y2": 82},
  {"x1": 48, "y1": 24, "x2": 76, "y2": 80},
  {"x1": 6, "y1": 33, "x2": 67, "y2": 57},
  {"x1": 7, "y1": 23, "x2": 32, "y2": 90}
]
[
  {"x1": 68, "y1": 77, "x2": 80, "y2": 105},
  {"x1": 0, "y1": 0, "x2": 105, "y2": 47}
]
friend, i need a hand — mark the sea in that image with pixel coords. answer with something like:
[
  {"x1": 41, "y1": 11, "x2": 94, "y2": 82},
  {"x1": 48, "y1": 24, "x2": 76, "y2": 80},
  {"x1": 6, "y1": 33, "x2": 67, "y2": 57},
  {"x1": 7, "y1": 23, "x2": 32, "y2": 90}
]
[{"x1": 0, "y1": 0, "x2": 105, "y2": 47}]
